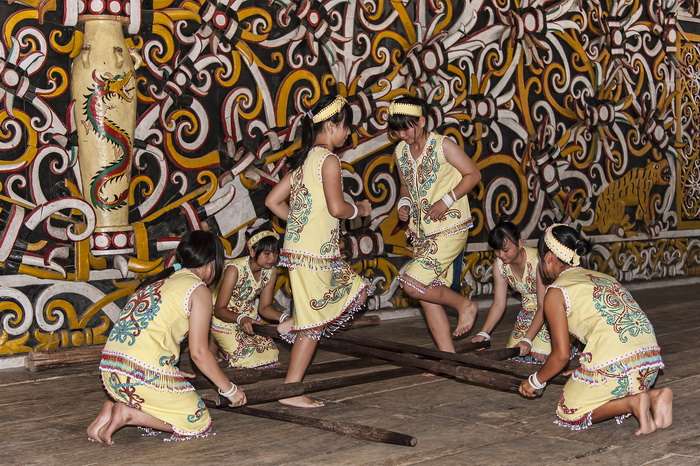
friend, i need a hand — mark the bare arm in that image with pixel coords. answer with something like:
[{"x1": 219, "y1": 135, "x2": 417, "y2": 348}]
[
  {"x1": 396, "y1": 175, "x2": 411, "y2": 222},
  {"x1": 188, "y1": 285, "x2": 246, "y2": 406},
  {"x1": 472, "y1": 260, "x2": 508, "y2": 342},
  {"x1": 442, "y1": 137, "x2": 482, "y2": 199},
  {"x1": 519, "y1": 287, "x2": 571, "y2": 397},
  {"x1": 322, "y1": 155, "x2": 371, "y2": 218},
  {"x1": 265, "y1": 173, "x2": 292, "y2": 221}
]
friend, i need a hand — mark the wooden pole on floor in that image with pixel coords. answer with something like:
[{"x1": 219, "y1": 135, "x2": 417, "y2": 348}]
[
  {"x1": 189, "y1": 357, "x2": 387, "y2": 390},
  {"x1": 329, "y1": 334, "x2": 567, "y2": 383},
  {"x1": 224, "y1": 366, "x2": 419, "y2": 404},
  {"x1": 205, "y1": 401, "x2": 417, "y2": 447},
  {"x1": 252, "y1": 324, "x2": 523, "y2": 393}
]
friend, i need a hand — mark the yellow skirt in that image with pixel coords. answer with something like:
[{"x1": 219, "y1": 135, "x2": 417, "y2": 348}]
[
  {"x1": 399, "y1": 229, "x2": 468, "y2": 293},
  {"x1": 555, "y1": 367, "x2": 660, "y2": 430},
  {"x1": 282, "y1": 260, "x2": 368, "y2": 343},
  {"x1": 101, "y1": 371, "x2": 212, "y2": 441},
  {"x1": 211, "y1": 315, "x2": 280, "y2": 369}
]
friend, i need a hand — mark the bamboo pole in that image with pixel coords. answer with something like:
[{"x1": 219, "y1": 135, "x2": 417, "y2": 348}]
[
  {"x1": 323, "y1": 336, "x2": 568, "y2": 385},
  {"x1": 223, "y1": 366, "x2": 419, "y2": 405},
  {"x1": 205, "y1": 401, "x2": 417, "y2": 447},
  {"x1": 252, "y1": 324, "x2": 523, "y2": 393},
  {"x1": 189, "y1": 357, "x2": 387, "y2": 390},
  {"x1": 252, "y1": 325, "x2": 568, "y2": 385}
]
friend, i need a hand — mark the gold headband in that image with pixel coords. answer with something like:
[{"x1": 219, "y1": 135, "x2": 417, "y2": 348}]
[
  {"x1": 388, "y1": 101, "x2": 423, "y2": 117},
  {"x1": 311, "y1": 95, "x2": 347, "y2": 123},
  {"x1": 544, "y1": 224, "x2": 580, "y2": 266},
  {"x1": 247, "y1": 230, "x2": 279, "y2": 249}
]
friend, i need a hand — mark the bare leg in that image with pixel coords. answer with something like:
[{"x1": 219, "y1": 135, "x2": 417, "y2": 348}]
[
  {"x1": 649, "y1": 387, "x2": 673, "y2": 429},
  {"x1": 590, "y1": 393, "x2": 656, "y2": 435},
  {"x1": 99, "y1": 401, "x2": 174, "y2": 445},
  {"x1": 406, "y1": 283, "x2": 478, "y2": 338},
  {"x1": 420, "y1": 301, "x2": 455, "y2": 353},
  {"x1": 279, "y1": 335, "x2": 324, "y2": 408},
  {"x1": 87, "y1": 400, "x2": 114, "y2": 443},
  {"x1": 277, "y1": 318, "x2": 294, "y2": 335}
]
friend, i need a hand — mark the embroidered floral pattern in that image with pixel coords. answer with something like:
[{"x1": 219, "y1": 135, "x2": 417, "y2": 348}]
[
  {"x1": 589, "y1": 274, "x2": 654, "y2": 343},
  {"x1": 285, "y1": 168, "x2": 311, "y2": 244},
  {"x1": 109, "y1": 280, "x2": 164, "y2": 346},
  {"x1": 186, "y1": 399, "x2": 207, "y2": 423},
  {"x1": 310, "y1": 266, "x2": 354, "y2": 310},
  {"x1": 320, "y1": 226, "x2": 339, "y2": 256}
]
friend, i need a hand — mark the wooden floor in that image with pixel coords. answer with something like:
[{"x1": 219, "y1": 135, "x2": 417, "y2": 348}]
[{"x1": 2, "y1": 281, "x2": 699, "y2": 465}]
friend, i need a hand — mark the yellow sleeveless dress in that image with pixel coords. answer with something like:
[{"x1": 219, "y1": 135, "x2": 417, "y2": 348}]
[
  {"x1": 100, "y1": 269, "x2": 212, "y2": 440},
  {"x1": 279, "y1": 146, "x2": 369, "y2": 342},
  {"x1": 549, "y1": 267, "x2": 664, "y2": 430},
  {"x1": 497, "y1": 247, "x2": 551, "y2": 363},
  {"x1": 394, "y1": 132, "x2": 474, "y2": 292},
  {"x1": 210, "y1": 256, "x2": 280, "y2": 369}
]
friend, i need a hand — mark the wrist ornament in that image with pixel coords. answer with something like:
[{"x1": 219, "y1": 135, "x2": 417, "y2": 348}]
[
  {"x1": 236, "y1": 313, "x2": 247, "y2": 325},
  {"x1": 279, "y1": 312, "x2": 290, "y2": 323},
  {"x1": 441, "y1": 192, "x2": 455, "y2": 208},
  {"x1": 349, "y1": 203, "x2": 359, "y2": 220},
  {"x1": 520, "y1": 337, "x2": 533, "y2": 346},
  {"x1": 218, "y1": 382, "x2": 238, "y2": 397},
  {"x1": 397, "y1": 197, "x2": 412, "y2": 210},
  {"x1": 528, "y1": 372, "x2": 547, "y2": 390}
]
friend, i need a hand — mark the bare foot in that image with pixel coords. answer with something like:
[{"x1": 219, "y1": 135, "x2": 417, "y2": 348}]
[
  {"x1": 632, "y1": 392, "x2": 657, "y2": 435},
  {"x1": 277, "y1": 318, "x2": 294, "y2": 335},
  {"x1": 99, "y1": 402, "x2": 131, "y2": 445},
  {"x1": 453, "y1": 299, "x2": 478, "y2": 337},
  {"x1": 279, "y1": 395, "x2": 324, "y2": 408},
  {"x1": 87, "y1": 401, "x2": 114, "y2": 443},
  {"x1": 649, "y1": 387, "x2": 673, "y2": 429}
]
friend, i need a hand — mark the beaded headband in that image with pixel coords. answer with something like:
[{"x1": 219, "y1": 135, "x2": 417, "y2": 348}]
[
  {"x1": 544, "y1": 224, "x2": 580, "y2": 266},
  {"x1": 310, "y1": 95, "x2": 347, "y2": 124},
  {"x1": 247, "y1": 230, "x2": 279, "y2": 249},
  {"x1": 388, "y1": 101, "x2": 423, "y2": 117}
]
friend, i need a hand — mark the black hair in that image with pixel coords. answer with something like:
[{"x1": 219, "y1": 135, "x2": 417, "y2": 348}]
[
  {"x1": 387, "y1": 95, "x2": 431, "y2": 134},
  {"x1": 537, "y1": 224, "x2": 592, "y2": 264},
  {"x1": 136, "y1": 230, "x2": 224, "y2": 291},
  {"x1": 288, "y1": 95, "x2": 352, "y2": 172},
  {"x1": 247, "y1": 228, "x2": 280, "y2": 258},
  {"x1": 487, "y1": 215, "x2": 521, "y2": 250}
]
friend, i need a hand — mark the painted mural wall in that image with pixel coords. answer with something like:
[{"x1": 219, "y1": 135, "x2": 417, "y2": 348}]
[{"x1": 0, "y1": 0, "x2": 699, "y2": 358}]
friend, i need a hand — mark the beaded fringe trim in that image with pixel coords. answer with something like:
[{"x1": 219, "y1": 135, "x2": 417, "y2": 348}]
[
  {"x1": 397, "y1": 276, "x2": 444, "y2": 294},
  {"x1": 279, "y1": 251, "x2": 345, "y2": 272},
  {"x1": 100, "y1": 351, "x2": 194, "y2": 393},
  {"x1": 555, "y1": 410, "x2": 631, "y2": 431},
  {"x1": 573, "y1": 347, "x2": 664, "y2": 387},
  {"x1": 166, "y1": 422, "x2": 214, "y2": 442},
  {"x1": 406, "y1": 217, "x2": 474, "y2": 242},
  {"x1": 555, "y1": 411, "x2": 593, "y2": 431},
  {"x1": 280, "y1": 281, "x2": 370, "y2": 344}
]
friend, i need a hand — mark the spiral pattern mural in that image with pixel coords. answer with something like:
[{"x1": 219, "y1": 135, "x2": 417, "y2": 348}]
[{"x1": 0, "y1": 0, "x2": 699, "y2": 356}]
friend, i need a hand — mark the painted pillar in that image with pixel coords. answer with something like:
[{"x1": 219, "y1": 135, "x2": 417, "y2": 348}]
[{"x1": 71, "y1": 16, "x2": 136, "y2": 256}]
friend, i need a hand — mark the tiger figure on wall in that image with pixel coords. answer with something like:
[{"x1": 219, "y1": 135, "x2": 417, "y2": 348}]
[{"x1": 585, "y1": 158, "x2": 672, "y2": 237}]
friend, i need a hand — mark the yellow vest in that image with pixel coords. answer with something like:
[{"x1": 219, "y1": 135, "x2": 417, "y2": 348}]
[{"x1": 395, "y1": 132, "x2": 473, "y2": 239}]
